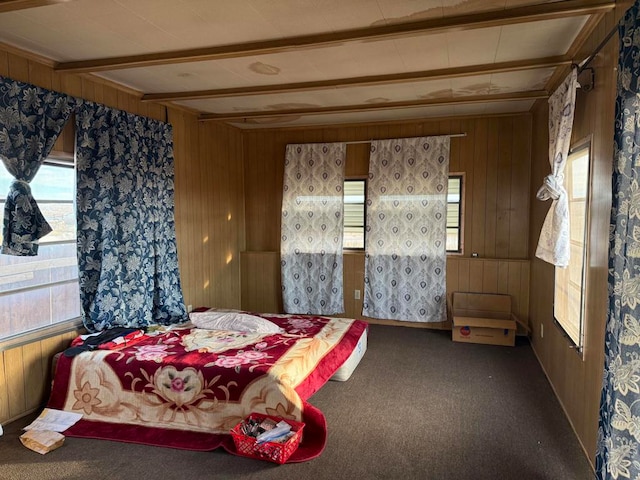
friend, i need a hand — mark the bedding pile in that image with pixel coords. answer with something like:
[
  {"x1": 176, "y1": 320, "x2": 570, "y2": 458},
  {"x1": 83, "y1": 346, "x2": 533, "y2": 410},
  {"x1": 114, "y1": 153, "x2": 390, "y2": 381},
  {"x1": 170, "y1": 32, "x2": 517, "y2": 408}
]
[{"x1": 47, "y1": 310, "x2": 367, "y2": 462}]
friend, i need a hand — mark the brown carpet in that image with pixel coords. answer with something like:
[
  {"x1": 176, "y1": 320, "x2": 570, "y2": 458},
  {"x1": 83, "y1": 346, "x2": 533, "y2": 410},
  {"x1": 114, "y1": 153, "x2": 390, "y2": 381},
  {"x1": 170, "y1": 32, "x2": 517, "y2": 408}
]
[{"x1": 0, "y1": 324, "x2": 595, "y2": 480}]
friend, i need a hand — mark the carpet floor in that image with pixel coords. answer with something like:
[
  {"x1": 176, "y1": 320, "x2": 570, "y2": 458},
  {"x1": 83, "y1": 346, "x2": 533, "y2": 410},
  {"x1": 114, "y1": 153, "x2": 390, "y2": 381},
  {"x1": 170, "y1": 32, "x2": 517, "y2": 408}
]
[{"x1": 0, "y1": 324, "x2": 595, "y2": 480}]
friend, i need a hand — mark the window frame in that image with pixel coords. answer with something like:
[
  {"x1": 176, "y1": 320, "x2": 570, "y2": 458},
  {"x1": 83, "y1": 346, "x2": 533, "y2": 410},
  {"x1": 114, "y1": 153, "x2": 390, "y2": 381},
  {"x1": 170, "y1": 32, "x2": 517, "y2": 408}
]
[
  {"x1": 446, "y1": 173, "x2": 465, "y2": 255},
  {"x1": 343, "y1": 177, "x2": 367, "y2": 251},
  {"x1": 552, "y1": 136, "x2": 593, "y2": 357},
  {"x1": 0, "y1": 153, "x2": 83, "y2": 348}
]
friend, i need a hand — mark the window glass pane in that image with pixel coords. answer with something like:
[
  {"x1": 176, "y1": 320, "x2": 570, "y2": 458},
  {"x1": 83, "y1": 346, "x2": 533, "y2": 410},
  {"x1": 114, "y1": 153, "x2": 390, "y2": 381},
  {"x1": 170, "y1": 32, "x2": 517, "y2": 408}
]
[
  {"x1": 343, "y1": 180, "x2": 365, "y2": 249},
  {"x1": 344, "y1": 180, "x2": 365, "y2": 203},
  {"x1": 0, "y1": 161, "x2": 79, "y2": 341},
  {"x1": 344, "y1": 226, "x2": 365, "y2": 249},
  {"x1": 344, "y1": 203, "x2": 364, "y2": 227},
  {"x1": 569, "y1": 150, "x2": 589, "y2": 200},
  {"x1": 447, "y1": 203, "x2": 460, "y2": 228},
  {"x1": 448, "y1": 177, "x2": 460, "y2": 202},
  {"x1": 446, "y1": 228, "x2": 460, "y2": 252},
  {"x1": 446, "y1": 176, "x2": 462, "y2": 253}
]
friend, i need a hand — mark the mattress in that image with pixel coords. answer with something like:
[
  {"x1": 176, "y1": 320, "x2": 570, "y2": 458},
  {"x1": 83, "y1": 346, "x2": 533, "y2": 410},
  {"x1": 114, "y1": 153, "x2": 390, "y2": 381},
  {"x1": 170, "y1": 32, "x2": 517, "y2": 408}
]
[
  {"x1": 48, "y1": 312, "x2": 368, "y2": 441},
  {"x1": 331, "y1": 323, "x2": 367, "y2": 381}
]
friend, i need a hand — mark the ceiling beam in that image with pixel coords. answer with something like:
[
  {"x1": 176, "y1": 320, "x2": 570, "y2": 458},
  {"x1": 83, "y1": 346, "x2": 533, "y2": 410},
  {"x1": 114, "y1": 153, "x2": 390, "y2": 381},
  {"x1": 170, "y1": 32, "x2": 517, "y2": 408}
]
[
  {"x1": 142, "y1": 56, "x2": 570, "y2": 103},
  {"x1": 198, "y1": 90, "x2": 549, "y2": 122},
  {"x1": 55, "y1": 0, "x2": 614, "y2": 74},
  {"x1": 0, "y1": 0, "x2": 71, "y2": 13}
]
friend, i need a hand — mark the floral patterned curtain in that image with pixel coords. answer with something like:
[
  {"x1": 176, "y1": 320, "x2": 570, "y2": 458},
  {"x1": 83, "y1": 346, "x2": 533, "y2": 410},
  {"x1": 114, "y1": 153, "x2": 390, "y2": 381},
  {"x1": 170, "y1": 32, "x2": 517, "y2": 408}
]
[
  {"x1": 75, "y1": 102, "x2": 187, "y2": 332},
  {"x1": 363, "y1": 136, "x2": 450, "y2": 322},
  {"x1": 535, "y1": 67, "x2": 578, "y2": 267},
  {"x1": 0, "y1": 76, "x2": 76, "y2": 256},
  {"x1": 596, "y1": 2, "x2": 640, "y2": 478},
  {"x1": 281, "y1": 143, "x2": 345, "y2": 315}
]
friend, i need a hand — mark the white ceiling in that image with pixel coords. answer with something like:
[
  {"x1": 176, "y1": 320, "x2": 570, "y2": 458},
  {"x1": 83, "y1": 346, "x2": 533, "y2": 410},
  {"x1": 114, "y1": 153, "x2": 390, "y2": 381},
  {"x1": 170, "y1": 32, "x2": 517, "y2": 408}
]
[{"x1": 0, "y1": 0, "x2": 608, "y2": 129}]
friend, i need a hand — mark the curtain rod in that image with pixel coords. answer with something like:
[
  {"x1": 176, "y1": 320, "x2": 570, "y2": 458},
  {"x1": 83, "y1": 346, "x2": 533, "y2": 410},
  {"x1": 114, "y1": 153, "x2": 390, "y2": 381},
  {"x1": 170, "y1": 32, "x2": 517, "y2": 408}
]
[
  {"x1": 577, "y1": 23, "x2": 618, "y2": 74},
  {"x1": 344, "y1": 133, "x2": 467, "y2": 145}
]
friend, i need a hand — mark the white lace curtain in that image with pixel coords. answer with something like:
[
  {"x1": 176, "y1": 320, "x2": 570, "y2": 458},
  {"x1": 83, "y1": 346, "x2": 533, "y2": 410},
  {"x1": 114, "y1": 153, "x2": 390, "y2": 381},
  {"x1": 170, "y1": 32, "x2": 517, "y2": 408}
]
[
  {"x1": 535, "y1": 68, "x2": 578, "y2": 267},
  {"x1": 363, "y1": 136, "x2": 450, "y2": 322},
  {"x1": 280, "y1": 143, "x2": 346, "y2": 315}
]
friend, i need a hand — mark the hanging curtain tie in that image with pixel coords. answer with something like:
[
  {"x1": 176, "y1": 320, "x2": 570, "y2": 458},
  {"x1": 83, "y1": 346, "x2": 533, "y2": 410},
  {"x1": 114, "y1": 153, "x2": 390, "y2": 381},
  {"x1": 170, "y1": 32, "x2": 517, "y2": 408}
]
[
  {"x1": 8, "y1": 179, "x2": 37, "y2": 209},
  {"x1": 2, "y1": 178, "x2": 52, "y2": 256},
  {"x1": 10, "y1": 178, "x2": 31, "y2": 188},
  {"x1": 536, "y1": 174, "x2": 564, "y2": 201}
]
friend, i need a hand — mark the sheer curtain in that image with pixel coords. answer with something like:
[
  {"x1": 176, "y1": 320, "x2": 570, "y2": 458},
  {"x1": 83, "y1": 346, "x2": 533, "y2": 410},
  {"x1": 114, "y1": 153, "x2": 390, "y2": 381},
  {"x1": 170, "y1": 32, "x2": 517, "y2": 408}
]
[
  {"x1": 363, "y1": 136, "x2": 450, "y2": 323},
  {"x1": 75, "y1": 101, "x2": 187, "y2": 332},
  {"x1": 0, "y1": 76, "x2": 76, "y2": 256},
  {"x1": 596, "y1": 1, "x2": 640, "y2": 478},
  {"x1": 280, "y1": 143, "x2": 345, "y2": 315},
  {"x1": 535, "y1": 67, "x2": 578, "y2": 267}
]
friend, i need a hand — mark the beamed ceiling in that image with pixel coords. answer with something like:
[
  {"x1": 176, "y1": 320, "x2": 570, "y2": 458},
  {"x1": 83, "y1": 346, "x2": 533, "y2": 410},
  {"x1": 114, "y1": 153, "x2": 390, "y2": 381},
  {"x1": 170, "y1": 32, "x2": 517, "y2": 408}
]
[{"x1": 0, "y1": 0, "x2": 617, "y2": 129}]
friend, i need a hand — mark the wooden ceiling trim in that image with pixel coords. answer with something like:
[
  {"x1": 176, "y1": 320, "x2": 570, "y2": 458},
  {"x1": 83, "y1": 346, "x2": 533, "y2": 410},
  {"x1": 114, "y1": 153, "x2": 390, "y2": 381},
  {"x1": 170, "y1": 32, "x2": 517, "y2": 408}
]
[
  {"x1": 0, "y1": 0, "x2": 71, "y2": 13},
  {"x1": 198, "y1": 90, "x2": 548, "y2": 122},
  {"x1": 543, "y1": 12, "x2": 606, "y2": 92},
  {"x1": 0, "y1": 41, "x2": 55, "y2": 67},
  {"x1": 55, "y1": 0, "x2": 615, "y2": 74},
  {"x1": 232, "y1": 111, "x2": 529, "y2": 133},
  {"x1": 142, "y1": 56, "x2": 570, "y2": 103}
]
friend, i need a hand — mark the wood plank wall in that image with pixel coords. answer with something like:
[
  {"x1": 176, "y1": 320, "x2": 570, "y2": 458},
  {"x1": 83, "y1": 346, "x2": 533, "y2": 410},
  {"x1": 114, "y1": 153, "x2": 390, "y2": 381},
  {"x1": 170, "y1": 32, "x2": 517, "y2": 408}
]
[
  {"x1": 0, "y1": 330, "x2": 82, "y2": 425},
  {"x1": 528, "y1": 8, "x2": 620, "y2": 467},
  {"x1": 171, "y1": 113, "x2": 245, "y2": 312},
  {"x1": 241, "y1": 115, "x2": 532, "y2": 326},
  {"x1": 0, "y1": 49, "x2": 245, "y2": 425},
  {"x1": 240, "y1": 251, "x2": 529, "y2": 330}
]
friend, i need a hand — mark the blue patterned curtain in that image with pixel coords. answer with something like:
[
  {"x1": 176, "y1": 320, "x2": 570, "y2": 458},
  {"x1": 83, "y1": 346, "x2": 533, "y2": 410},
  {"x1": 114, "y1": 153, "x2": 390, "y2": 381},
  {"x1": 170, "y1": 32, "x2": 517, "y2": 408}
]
[
  {"x1": 0, "y1": 76, "x2": 76, "y2": 256},
  {"x1": 281, "y1": 143, "x2": 345, "y2": 315},
  {"x1": 75, "y1": 102, "x2": 187, "y2": 332},
  {"x1": 596, "y1": 2, "x2": 640, "y2": 478},
  {"x1": 363, "y1": 136, "x2": 450, "y2": 322}
]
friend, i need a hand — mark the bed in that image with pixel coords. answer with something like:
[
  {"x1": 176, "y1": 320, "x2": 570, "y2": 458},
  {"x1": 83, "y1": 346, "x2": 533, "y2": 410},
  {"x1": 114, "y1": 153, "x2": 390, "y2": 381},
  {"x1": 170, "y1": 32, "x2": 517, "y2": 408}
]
[{"x1": 47, "y1": 309, "x2": 368, "y2": 461}]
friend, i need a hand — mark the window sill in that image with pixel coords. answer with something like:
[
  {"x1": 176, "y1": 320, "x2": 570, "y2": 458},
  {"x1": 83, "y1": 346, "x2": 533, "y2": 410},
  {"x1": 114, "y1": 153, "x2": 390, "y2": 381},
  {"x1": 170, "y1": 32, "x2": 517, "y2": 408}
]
[{"x1": 0, "y1": 318, "x2": 85, "y2": 352}]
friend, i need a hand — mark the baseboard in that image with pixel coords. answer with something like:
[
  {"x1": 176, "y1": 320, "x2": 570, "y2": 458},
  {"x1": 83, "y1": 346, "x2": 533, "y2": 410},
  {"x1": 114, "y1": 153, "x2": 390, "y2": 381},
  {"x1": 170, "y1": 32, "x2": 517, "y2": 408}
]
[{"x1": 1, "y1": 405, "x2": 42, "y2": 428}]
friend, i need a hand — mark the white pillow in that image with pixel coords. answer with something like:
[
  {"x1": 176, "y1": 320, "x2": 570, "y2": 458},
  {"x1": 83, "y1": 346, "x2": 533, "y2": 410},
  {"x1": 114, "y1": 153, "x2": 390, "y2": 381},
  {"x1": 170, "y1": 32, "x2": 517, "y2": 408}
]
[{"x1": 189, "y1": 311, "x2": 283, "y2": 334}]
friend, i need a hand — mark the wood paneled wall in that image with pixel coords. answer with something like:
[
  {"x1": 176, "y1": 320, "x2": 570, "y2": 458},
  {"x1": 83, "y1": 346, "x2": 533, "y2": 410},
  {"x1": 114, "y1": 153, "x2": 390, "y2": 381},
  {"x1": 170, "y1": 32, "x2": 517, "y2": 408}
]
[
  {"x1": 172, "y1": 114, "x2": 245, "y2": 311},
  {"x1": 241, "y1": 251, "x2": 529, "y2": 330},
  {"x1": 0, "y1": 330, "x2": 83, "y2": 425},
  {"x1": 0, "y1": 49, "x2": 245, "y2": 425},
  {"x1": 240, "y1": 251, "x2": 282, "y2": 314},
  {"x1": 528, "y1": 8, "x2": 621, "y2": 467}
]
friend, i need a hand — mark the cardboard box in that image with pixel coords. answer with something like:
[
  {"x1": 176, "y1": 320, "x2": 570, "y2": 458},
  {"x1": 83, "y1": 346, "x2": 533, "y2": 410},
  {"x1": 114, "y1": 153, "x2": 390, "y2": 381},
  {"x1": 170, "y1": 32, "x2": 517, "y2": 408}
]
[{"x1": 451, "y1": 292, "x2": 518, "y2": 347}]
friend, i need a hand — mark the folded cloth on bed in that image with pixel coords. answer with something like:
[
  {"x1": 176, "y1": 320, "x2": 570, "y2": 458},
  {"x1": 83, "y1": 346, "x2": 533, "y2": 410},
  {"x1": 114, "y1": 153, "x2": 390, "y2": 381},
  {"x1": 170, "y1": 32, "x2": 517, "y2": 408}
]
[
  {"x1": 63, "y1": 328, "x2": 144, "y2": 357},
  {"x1": 189, "y1": 310, "x2": 283, "y2": 334}
]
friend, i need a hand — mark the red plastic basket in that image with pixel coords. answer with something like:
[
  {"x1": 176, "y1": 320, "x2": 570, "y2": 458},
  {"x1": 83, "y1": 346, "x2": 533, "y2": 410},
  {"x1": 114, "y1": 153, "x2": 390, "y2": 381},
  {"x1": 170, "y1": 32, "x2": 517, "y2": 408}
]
[{"x1": 230, "y1": 413, "x2": 305, "y2": 464}]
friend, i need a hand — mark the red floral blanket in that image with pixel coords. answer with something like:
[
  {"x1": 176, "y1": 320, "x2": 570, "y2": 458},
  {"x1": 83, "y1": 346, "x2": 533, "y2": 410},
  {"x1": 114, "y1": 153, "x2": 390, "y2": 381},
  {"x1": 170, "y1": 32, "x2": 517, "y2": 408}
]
[{"x1": 48, "y1": 312, "x2": 367, "y2": 460}]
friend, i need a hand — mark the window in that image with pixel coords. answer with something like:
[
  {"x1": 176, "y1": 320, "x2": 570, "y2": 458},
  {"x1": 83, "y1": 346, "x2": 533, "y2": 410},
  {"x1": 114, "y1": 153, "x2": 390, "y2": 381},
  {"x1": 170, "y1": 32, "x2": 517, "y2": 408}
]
[
  {"x1": 343, "y1": 175, "x2": 464, "y2": 253},
  {"x1": 0, "y1": 159, "x2": 80, "y2": 342},
  {"x1": 553, "y1": 141, "x2": 591, "y2": 353},
  {"x1": 447, "y1": 175, "x2": 463, "y2": 253},
  {"x1": 343, "y1": 179, "x2": 365, "y2": 249}
]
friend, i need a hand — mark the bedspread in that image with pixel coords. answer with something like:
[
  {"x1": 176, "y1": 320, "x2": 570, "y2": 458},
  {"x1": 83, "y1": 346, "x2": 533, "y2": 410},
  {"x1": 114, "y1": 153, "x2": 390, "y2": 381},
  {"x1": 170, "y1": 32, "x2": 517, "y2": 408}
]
[{"x1": 47, "y1": 312, "x2": 367, "y2": 455}]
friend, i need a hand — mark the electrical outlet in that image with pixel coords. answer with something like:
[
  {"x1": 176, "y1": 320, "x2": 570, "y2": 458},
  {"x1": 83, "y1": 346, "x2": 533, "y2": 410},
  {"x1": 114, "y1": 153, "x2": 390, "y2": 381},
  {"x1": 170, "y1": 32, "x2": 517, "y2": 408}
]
[
  {"x1": 187, "y1": 304, "x2": 193, "y2": 313},
  {"x1": 540, "y1": 323, "x2": 544, "y2": 338},
  {"x1": 354, "y1": 290, "x2": 361, "y2": 300}
]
